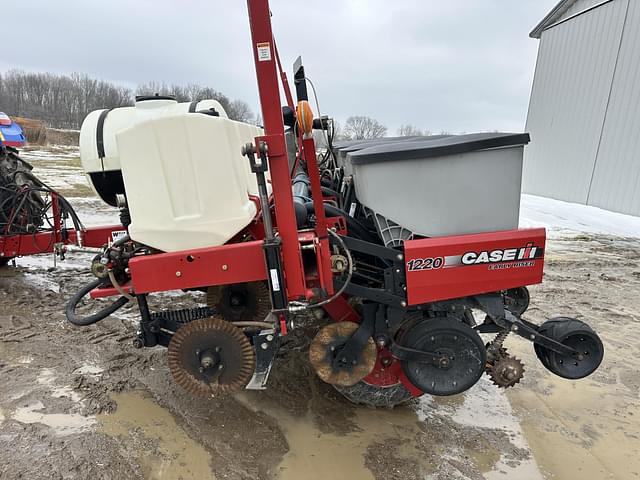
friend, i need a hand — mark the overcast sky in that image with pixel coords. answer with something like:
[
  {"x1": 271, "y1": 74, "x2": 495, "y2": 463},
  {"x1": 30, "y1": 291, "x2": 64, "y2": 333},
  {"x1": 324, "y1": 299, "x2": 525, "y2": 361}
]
[{"x1": 3, "y1": 0, "x2": 557, "y2": 134}]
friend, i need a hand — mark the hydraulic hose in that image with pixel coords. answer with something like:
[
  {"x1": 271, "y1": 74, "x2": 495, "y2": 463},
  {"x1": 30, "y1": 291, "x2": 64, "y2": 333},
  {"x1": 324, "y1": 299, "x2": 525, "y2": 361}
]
[
  {"x1": 108, "y1": 269, "x2": 135, "y2": 301},
  {"x1": 65, "y1": 278, "x2": 129, "y2": 326}
]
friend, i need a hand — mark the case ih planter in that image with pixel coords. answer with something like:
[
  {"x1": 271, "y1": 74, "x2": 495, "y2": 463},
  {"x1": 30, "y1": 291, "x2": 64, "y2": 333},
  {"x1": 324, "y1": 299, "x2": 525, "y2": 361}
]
[{"x1": 4, "y1": 1, "x2": 604, "y2": 407}]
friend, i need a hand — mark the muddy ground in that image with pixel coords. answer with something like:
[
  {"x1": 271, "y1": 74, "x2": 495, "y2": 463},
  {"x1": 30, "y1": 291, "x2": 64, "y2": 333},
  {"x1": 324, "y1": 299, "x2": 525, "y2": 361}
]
[{"x1": 0, "y1": 147, "x2": 639, "y2": 479}]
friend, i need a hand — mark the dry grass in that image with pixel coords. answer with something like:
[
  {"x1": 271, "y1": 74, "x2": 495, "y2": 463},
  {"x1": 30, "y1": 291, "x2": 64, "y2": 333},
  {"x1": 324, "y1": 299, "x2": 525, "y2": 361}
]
[{"x1": 13, "y1": 117, "x2": 47, "y2": 145}]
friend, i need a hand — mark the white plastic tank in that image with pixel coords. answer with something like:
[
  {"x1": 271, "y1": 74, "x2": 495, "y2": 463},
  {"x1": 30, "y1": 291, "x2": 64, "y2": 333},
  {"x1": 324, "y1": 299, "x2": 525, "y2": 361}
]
[
  {"x1": 80, "y1": 96, "x2": 228, "y2": 175},
  {"x1": 116, "y1": 113, "x2": 257, "y2": 252},
  {"x1": 79, "y1": 96, "x2": 268, "y2": 251},
  {"x1": 79, "y1": 96, "x2": 237, "y2": 206}
]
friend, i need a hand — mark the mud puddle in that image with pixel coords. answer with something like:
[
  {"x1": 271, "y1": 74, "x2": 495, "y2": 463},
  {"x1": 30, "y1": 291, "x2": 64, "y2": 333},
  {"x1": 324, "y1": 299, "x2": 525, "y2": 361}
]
[
  {"x1": 98, "y1": 390, "x2": 215, "y2": 480},
  {"x1": 238, "y1": 379, "x2": 541, "y2": 480},
  {"x1": 237, "y1": 391, "x2": 431, "y2": 480},
  {"x1": 508, "y1": 373, "x2": 640, "y2": 479}
]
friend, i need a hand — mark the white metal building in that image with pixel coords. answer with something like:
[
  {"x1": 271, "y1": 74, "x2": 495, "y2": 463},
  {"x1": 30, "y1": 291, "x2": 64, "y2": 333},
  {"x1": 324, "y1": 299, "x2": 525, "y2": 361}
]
[{"x1": 523, "y1": 0, "x2": 640, "y2": 216}]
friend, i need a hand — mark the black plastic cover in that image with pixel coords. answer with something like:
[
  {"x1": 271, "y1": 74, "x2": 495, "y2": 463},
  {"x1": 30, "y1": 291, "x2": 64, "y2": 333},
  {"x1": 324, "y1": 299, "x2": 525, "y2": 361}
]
[
  {"x1": 349, "y1": 132, "x2": 530, "y2": 165},
  {"x1": 135, "y1": 94, "x2": 177, "y2": 102}
]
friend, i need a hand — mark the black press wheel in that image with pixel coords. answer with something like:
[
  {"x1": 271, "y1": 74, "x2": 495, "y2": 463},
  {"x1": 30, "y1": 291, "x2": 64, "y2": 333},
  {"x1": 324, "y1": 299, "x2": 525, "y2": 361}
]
[
  {"x1": 400, "y1": 317, "x2": 487, "y2": 396},
  {"x1": 503, "y1": 286, "x2": 530, "y2": 316},
  {"x1": 534, "y1": 317, "x2": 604, "y2": 379}
]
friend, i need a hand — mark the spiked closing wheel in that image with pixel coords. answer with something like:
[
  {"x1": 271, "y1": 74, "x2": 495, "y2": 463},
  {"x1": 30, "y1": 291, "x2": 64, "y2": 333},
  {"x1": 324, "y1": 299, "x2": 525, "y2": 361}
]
[
  {"x1": 168, "y1": 317, "x2": 255, "y2": 397},
  {"x1": 206, "y1": 282, "x2": 271, "y2": 322},
  {"x1": 488, "y1": 356, "x2": 525, "y2": 388},
  {"x1": 309, "y1": 321, "x2": 377, "y2": 387}
]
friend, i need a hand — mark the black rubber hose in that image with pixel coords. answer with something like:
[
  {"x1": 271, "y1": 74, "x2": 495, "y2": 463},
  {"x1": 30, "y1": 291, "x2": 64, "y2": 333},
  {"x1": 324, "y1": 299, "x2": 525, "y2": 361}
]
[{"x1": 65, "y1": 278, "x2": 129, "y2": 326}]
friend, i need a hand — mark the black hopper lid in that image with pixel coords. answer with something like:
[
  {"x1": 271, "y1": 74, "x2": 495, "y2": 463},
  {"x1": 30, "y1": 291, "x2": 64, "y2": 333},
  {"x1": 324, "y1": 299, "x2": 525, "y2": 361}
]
[{"x1": 349, "y1": 132, "x2": 530, "y2": 165}]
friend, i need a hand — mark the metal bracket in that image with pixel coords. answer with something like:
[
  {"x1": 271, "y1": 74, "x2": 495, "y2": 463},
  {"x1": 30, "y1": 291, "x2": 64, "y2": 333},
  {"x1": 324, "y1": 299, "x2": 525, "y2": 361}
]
[
  {"x1": 388, "y1": 340, "x2": 441, "y2": 365},
  {"x1": 331, "y1": 302, "x2": 377, "y2": 370},
  {"x1": 473, "y1": 294, "x2": 578, "y2": 357},
  {"x1": 246, "y1": 328, "x2": 279, "y2": 390}
]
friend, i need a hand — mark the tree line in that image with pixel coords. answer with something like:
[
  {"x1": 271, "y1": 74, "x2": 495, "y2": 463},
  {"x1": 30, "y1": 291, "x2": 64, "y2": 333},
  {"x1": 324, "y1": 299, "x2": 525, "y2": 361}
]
[
  {"x1": 339, "y1": 116, "x2": 437, "y2": 140},
  {"x1": 0, "y1": 69, "x2": 440, "y2": 139},
  {"x1": 0, "y1": 70, "x2": 255, "y2": 129}
]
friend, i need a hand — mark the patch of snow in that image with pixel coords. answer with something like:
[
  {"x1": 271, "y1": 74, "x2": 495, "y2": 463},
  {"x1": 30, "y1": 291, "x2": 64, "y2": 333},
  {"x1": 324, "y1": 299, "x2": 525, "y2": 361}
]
[
  {"x1": 23, "y1": 272, "x2": 60, "y2": 292},
  {"x1": 14, "y1": 253, "x2": 91, "y2": 270},
  {"x1": 73, "y1": 364, "x2": 104, "y2": 378},
  {"x1": 15, "y1": 355, "x2": 34, "y2": 365},
  {"x1": 520, "y1": 194, "x2": 640, "y2": 238},
  {"x1": 9, "y1": 368, "x2": 97, "y2": 436},
  {"x1": 11, "y1": 401, "x2": 95, "y2": 436},
  {"x1": 37, "y1": 368, "x2": 82, "y2": 402}
]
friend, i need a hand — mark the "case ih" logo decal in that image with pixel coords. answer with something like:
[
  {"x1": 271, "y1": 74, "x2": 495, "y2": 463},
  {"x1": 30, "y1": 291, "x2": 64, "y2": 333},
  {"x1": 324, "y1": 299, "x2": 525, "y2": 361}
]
[
  {"x1": 461, "y1": 242, "x2": 540, "y2": 265},
  {"x1": 407, "y1": 242, "x2": 543, "y2": 272}
]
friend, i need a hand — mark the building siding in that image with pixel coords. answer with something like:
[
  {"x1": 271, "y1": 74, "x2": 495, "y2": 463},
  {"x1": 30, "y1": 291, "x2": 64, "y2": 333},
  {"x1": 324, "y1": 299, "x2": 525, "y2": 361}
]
[
  {"x1": 587, "y1": 0, "x2": 640, "y2": 215},
  {"x1": 523, "y1": 0, "x2": 628, "y2": 204}
]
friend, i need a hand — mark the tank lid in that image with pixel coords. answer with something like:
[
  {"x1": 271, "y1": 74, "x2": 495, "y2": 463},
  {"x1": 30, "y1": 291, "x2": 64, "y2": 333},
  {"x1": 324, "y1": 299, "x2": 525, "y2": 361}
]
[
  {"x1": 135, "y1": 94, "x2": 177, "y2": 102},
  {"x1": 349, "y1": 132, "x2": 531, "y2": 165}
]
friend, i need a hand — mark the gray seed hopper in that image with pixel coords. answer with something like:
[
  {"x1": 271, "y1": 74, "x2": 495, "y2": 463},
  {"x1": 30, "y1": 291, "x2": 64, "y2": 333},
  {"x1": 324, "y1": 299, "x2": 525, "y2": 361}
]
[{"x1": 343, "y1": 132, "x2": 530, "y2": 240}]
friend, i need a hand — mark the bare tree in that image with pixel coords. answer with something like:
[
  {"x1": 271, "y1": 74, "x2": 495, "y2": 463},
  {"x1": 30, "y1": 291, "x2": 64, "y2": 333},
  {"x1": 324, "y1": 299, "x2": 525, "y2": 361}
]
[
  {"x1": 136, "y1": 83, "x2": 253, "y2": 122},
  {"x1": 398, "y1": 124, "x2": 423, "y2": 136},
  {"x1": 342, "y1": 116, "x2": 387, "y2": 140},
  {"x1": 226, "y1": 99, "x2": 254, "y2": 123},
  {"x1": 0, "y1": 70, "x2": 254, "y2": 129},
  {"x1": 0, "y1": 70, "x2": 132, "y2": 129}
]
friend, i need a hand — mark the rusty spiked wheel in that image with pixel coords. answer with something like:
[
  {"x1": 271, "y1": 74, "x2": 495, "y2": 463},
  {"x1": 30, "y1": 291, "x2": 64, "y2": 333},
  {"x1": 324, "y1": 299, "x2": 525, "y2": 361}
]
[{"x1": 168, "y1": 316, "x2": 255, "y2": 397}]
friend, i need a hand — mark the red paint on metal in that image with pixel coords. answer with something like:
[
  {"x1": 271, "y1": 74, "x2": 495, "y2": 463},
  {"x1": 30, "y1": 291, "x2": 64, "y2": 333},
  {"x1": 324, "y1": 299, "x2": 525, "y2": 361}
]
[
  {"x1": 404, "y1": 228, "x2": 546, "y2": 305},
  {"x1": 274, "y1": 42, "x2": 295, "y2": 110},
  {"x1": 51, "y1": 193, "x2": 62, "y2": 244},
  {"x1": 90, "y1": 283, "x2": 133, "y2": 299},
  {"x1": 279, "y1": 313, "x2": 288, "y2": 335},
  {"x1": 77, "y1": 225, "x2": 123, "y2": 248},
  {"x1": 361, "y1": 350, "x2": 423, "y2": 397},
  {"x1": 302, "y1": 136, "x2": 334, "y2": 295},
  {"x1": 362, "y1": 349, "x2": 402, "y2": 387},
  {"x1": 0, "y1": 224, "x2": 122, "y2": 258},
  {"x1": 322, "y1": 295, "x2": 360, "y2": 323},
  {"x1": 247, "y1": 0, "x2": 306, "y2": 298},
  {"x1": 128, "y1": 240, "x2": 268, "y2": 294},
  {"x1": 0, "y1": 232, "x2": 56, "y2": 257}
]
